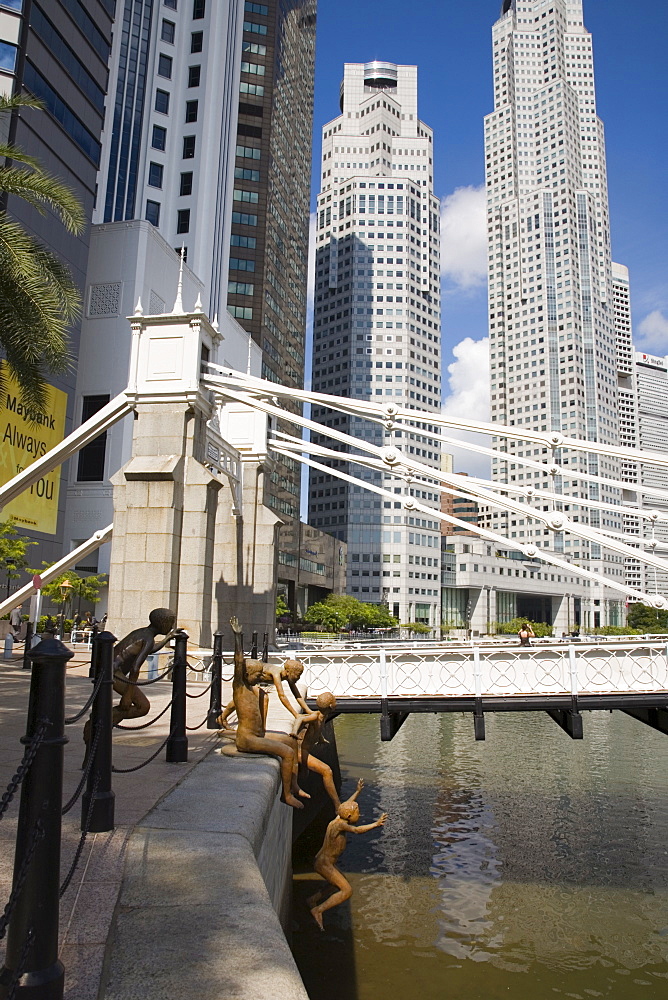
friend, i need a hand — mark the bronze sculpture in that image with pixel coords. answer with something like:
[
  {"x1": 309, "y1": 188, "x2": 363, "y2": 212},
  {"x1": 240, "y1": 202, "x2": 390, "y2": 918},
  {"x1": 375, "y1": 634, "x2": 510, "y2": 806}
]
[
  {"x1": 111, "y1": 608, "x2": 177, "y2": 726},
  {"x1": 217, "y1": 655, "x2": 309, "y2": 729},
  {"x1": 290, "y1": 692, "x2": 340, "y2": 808},
  {"x1": 229, "y1": 617, "x2": 305, "y2": 809},
  {"x1": 308, "y1": 779, "x2": 387, "y2": 930}
]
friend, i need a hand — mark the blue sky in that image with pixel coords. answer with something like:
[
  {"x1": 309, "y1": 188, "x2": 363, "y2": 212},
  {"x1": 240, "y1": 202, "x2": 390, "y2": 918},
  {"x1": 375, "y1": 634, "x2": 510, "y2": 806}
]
[{"x1": 308, "y1": 0, "x2": 668, "y2": 402}]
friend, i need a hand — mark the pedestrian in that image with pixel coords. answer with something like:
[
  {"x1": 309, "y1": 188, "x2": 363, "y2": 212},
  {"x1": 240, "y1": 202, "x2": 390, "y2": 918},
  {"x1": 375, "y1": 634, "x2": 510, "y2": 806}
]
[
  {"x1": 9, "y1": 605, "x2": 22, "y2": 641},
  {"x1": 518, "y1": 622, "x2": 535, "y2": 647}
]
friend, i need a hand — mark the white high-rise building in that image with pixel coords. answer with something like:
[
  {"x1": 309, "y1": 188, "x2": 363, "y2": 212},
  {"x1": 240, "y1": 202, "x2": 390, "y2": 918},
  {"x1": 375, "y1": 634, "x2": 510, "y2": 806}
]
[
  {"x1": 485, "y1": 0, "x2": 625, "y2": 626},
  {"x1": 308, "y1": 62, "x2": 442, "y2": 628}
]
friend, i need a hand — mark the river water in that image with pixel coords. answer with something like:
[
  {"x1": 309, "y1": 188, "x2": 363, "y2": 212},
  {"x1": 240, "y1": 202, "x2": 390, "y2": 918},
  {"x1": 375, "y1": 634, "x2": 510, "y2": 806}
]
[{"x1": 292, "y1": 711, "x2": 668, "y2": 999}]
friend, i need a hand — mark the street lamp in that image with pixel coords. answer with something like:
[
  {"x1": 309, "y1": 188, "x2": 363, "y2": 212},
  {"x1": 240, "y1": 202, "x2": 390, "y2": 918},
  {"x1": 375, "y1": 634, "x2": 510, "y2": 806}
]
[{"x1": 58, "y1": 579, "x2": 74, "y2": 639}]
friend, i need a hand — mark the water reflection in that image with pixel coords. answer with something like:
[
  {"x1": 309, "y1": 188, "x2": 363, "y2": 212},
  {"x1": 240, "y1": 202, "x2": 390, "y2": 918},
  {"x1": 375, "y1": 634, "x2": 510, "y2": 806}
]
[{"x1": 293, "y1": 711, "x2": 668, "y2": 999}]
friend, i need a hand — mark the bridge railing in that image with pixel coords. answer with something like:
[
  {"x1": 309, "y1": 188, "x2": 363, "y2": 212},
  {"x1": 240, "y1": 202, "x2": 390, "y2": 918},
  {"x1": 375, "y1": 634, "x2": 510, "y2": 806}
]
[{"x1": 298, "y1": 641, "x2": 668, "y2": 699}]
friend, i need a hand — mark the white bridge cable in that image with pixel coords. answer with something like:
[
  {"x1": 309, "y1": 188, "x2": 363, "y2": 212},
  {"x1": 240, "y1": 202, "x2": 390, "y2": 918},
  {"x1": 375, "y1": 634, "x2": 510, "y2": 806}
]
[
  {"x1": 202, "y1": 366, "x2": 668, "y2": 470},
  {"x1": 0, "y1": 392, "x2": 133, "y2": 512},
  {"x1": 271, "y1": 445, "x2": 663, "y2": 608},
  {"x1": 272, "y1": 432, "x2": 668, "y2": 577},
  {"x1": 204, "y1": 376, "x2": 668, "y2": 577}
]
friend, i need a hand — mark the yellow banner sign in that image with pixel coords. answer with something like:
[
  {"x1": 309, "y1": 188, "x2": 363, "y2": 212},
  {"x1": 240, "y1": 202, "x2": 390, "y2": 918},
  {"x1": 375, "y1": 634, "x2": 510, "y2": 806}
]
[{"x1": 0, "y1": 364, "x2": 68, "y2": 534}]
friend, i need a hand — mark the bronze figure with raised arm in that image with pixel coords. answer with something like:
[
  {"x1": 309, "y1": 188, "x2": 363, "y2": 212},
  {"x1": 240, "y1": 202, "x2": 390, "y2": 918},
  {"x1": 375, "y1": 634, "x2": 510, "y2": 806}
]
[
  {"x1": 112, "y1": 608, "x2": 177, "y2": 727},
  {"x1": 308, "y1": 778, "x2": 387, "y2": 930},
  {"x1": 217, "y1": 655, "x2": 309, "y2": 730},
  {"x1": 229, "y1": 617, "x2": 305, "y2": 810}
]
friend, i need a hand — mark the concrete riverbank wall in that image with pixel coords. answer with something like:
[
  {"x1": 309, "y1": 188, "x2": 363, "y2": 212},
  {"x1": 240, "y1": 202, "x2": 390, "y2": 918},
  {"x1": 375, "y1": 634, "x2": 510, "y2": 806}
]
[{"x1": 101, "y1": 749, "x2": 310, "y2": 1000}]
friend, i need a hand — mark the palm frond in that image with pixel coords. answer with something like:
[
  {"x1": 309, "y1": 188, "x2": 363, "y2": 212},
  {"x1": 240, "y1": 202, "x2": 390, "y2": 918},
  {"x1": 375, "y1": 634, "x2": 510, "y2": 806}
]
[{"x1": 0, "y1": 167, "x2": 85, "y2": 233}]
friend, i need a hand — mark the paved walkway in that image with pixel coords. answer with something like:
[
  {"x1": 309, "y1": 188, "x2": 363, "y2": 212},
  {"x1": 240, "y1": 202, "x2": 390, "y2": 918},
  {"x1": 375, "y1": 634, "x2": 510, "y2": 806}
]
[{"x1": 0, "y1": 645, "x2": 225, "y2": 999}]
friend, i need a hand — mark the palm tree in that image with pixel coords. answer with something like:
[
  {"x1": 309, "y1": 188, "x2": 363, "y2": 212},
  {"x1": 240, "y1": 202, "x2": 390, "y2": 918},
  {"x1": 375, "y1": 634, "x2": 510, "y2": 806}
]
[{"x1": 0, "y1": 94, "x2": 85, "y2": 413}]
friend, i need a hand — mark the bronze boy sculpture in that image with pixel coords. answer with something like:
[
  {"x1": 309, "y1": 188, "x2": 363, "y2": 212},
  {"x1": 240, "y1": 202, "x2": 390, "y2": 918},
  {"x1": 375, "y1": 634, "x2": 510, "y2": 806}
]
[
  {"x1": 229, "y1": 616, "x2": 305, "y2": 809},
  {"x1": 308, "y1": 779, "x2": 387, "y2": 930}
]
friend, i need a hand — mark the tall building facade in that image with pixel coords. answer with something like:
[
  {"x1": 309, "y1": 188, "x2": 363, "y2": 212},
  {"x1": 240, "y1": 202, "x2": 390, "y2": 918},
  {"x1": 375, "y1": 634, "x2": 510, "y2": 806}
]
[
  {"x1": 0, "y1": 0, "x2": 114, "y2": 571},
  {"x1": 308, "y1": 62, "x2": 442, "y2": 627},
  {"x1": 226, "y1": 0, "x2": 316, "y2": 526},
  {"x1": 485, "y1": 0, "x2": 625, "y2": 621}
]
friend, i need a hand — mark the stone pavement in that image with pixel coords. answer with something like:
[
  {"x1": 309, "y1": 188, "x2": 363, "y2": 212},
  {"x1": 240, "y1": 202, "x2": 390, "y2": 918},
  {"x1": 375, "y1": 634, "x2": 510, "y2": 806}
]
[{"x1": 0, "y1": 644, "x2": 223, "y2": 999}]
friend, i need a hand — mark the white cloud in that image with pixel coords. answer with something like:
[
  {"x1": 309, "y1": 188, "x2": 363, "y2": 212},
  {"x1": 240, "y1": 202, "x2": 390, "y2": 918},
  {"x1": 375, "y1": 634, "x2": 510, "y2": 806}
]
[
  {"x1": 441, "y1": 337, "x2": 491, "y2": 479},
  {"x1": 440, "y1": 185, "x2": 488, "y2": 290},
  {"x1": 636, "y1": 310, "x2": 668, "y2": 356}
]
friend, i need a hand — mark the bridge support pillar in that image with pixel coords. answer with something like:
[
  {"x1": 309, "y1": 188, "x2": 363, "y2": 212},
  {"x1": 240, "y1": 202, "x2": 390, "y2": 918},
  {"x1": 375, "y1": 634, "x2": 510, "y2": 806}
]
[
  {"x1": 546, "y1": 708, "x2": 583, "y2": 739},
  {"x1": 380, "y1": 701, "x2": 409, "y2": 742},
  {"x1": 621, "y1": 707, "x2": 668, "y2": 737}
]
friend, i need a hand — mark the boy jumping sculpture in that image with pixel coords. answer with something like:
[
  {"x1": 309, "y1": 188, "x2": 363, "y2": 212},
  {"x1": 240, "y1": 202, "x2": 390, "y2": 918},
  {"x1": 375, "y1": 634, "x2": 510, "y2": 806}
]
[
  {"x1": 290, "y1": 692, "x2": 340, "y2": 809},
  {"x1": 230, "y1": 617, "x2": 305, "y2": 809},
  {"x1": 308, "y1": 779, "x2": 387, "y2": 930}
]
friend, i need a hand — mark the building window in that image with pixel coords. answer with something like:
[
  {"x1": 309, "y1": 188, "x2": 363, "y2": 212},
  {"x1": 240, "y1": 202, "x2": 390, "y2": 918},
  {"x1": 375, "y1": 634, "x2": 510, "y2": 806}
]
[
  {"x1": 243, "y1": 21, "x2": 267, "y2": 35},
  {"x1": 77, "y1": 395, "x2": 110, "y2": 482},
  {"x1": 228, "y1": 280, "x2": 254, "y2": 296},
  {"x1": 154, "y1": 89, "x2": 170, "y2": 114},
  {"x1": 233, "y1": 188, "x2": 258, "y2": 203},
  {"x1": 152, "y1": 125, "x2": 167, "y2": 150},
  {"x1": 182, "y1": 135, "x2": 196, "y2": 158},
  {"x1": 188, "y1": 65, "x2": 201, "y2": 87},
  {"x1": 242, "y1": 41, "x2": 266, "y2": 56},
  {"x1": 231, "y1": 234, "x2": 257, "y2": 248},
  {"x1": 148, "y1": 162, "x2": 164, "y2": 188},
  {"x1": 244, "y1": 2, "x2": 268, "y2": 13},
  {"x1": 239, "y1": 81, "x2": 264, "y2": 97},
  {"x1": 176, "y1": 209, "x2": 190, "y2": 233},
  {"x1": 161, "y1": 19, "x2": 175, "y2": 42},
  {"x1": 191, "y1": 31, "x2": 203, "y2": 52},
  {"x1": 157, "y1": 53, "x2": 172, "y2": 78},
  {"x1": 228, "y1": 305, "x2": 253, "y2": 320},
  {"x1": 241, "y1": 61, "x2": 265, "y2": 75},
  {"x1": 236, "y1": 144, "x2": 260, "y2": 159},
  {"x1": 180, "y1": 171, "x2": 193, "y2": 196},
  {"x1": 174, "y1": 246, "x2": 187, "y2": 261},
  {"x1": 229, "y1": 257, "x2": 255, "y2": 272},
  {"x1": 234, "y1": 166, "x2": 260, "y2": 181},
  {"x1": 185, "y1": 100, "x2": 198, "y2": 122},
  {"x1": 231, "y1": 211, "x2": 257, "y2": 226},
  {"x1": 145, "y1": 200, "x2": 161, "y2": 226},
  {"x1": 192, "y1": 0, "x2": 205, "y2": 18},
  {"x1": 164, "y1": 0, "x2": 177, "y2": 8}
]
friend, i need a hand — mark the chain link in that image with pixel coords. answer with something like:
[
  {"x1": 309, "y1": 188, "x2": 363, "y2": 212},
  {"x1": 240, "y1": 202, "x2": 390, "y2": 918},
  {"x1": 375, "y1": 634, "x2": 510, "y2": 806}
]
[
  {"x1": 64, "y1": 667, "x2": 105, "y2": 726},
  {"x1": 60, "y1": 771, "x2": 100, "y2": 899},
  {"x1": 62, "y1": 725, "x2": 101, "y2": 816},
  {"x1": 0, "y1": 820, "x2": 44, "y2": 940},
  {"x1": 185, "y1": 682, "x2": 212, "y2": 699},
  {"x1": 111, "y1": 729, "x2": 175, "y2": 774},
  {"x1": 115, "y1": 699, "x2": 172, "y2": 731},
  {"x1": 5, "y1": 926, "x2": 34, "y2": 1000},
  {"x1": 0, "y1": 721, "x2": 48, "y2": 822}
]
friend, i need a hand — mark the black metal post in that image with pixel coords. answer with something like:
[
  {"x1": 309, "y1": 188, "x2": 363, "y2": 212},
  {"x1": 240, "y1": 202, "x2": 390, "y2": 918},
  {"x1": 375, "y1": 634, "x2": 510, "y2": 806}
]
[
  {"x1": 22, "y1": 622, "x2": 34, "y2": 670},
  {"x1": 262, "y1": 632, "x2": 268, "y2": 663},
  {"x1": 250, "y1": 631, "x2": 258, "y2": 659},
  {"x1": 81, "y1": 631, "x2": 115, "y2": 832},
  {"x1": 206, "y1": 630, "x2": 223, "y2": 729},
  {"x1": 0, "y1": 637, "x2": 73, "y2": 1000},
  {"x1": 88, "y1": 624, "x2": 99, "y2": 679},
  {"x1": 166, "y1": 630, "x2": 188, "y2": 763}
]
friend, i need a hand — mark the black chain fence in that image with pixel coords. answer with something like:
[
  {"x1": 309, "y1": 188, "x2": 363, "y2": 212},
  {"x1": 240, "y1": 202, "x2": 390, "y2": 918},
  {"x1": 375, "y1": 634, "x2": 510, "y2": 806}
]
[{"x1": 0, "y1": 720, "x2": 48, "y2": 823}]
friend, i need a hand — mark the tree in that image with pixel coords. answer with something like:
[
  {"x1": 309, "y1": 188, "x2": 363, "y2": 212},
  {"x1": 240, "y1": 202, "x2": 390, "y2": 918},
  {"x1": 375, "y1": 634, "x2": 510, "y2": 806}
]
[
  {"x1": 401, "y1": 621, "x2": 432, "y2": 635},
  {"x1": 303, "y1": 595, "x2": 397, "y2": 632},
  {"x1": 0, "y1": 517, "x2": 36, "y2": 598},
  {"x1": 34, "y1": 568, "x2": 108, "y2": 612},
  {"x1": 0, "y1": 95, "x2": 84, "y2": 413},
  {"x1": 495, "y1": 617, "x2": 553, "y2": 638},
  {"x1": 276, "y1": 593, "x2": 291, "y2": 621},
  {"x1": 626, "y1": 603, "x2": 668, "y2": 633}
]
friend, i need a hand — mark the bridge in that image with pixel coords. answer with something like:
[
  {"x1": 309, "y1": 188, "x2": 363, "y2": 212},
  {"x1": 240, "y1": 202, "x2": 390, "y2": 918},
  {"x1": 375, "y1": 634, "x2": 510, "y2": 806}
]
[{"x1": 295, "y1": 639, "x2": 668, "y2": 742}]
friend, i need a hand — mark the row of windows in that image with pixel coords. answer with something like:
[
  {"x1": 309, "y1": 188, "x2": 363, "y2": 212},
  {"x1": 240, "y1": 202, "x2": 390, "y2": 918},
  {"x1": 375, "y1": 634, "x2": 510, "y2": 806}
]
[
  {"x1": 145, "y1": 203, "x2": 190, "y2": 232},
  {"x1": 148, "y1": 164, "x2": 193, "y2": 196},
  {"x1": 151, "y1": 127, "x2": 197, "y2": 159},
  {"x1": 155, "y1": 90, "x2": 198, "y2": 122},
  {"x1": 229, "y1": 257, "x2": 255, "y2": 272},
  {"x1": 161, "y1": 20, "x2": 203, "y2": 50}
]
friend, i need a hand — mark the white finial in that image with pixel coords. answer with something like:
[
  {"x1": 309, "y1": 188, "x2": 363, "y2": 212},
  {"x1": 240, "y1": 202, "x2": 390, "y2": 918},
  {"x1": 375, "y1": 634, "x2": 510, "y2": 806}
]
[
  {"x1": 172, "y1": 245, "x2": 185, "y2": 313},
  {"x1": 212, "y1": 313, "x2": 219, "y2": 332},
  {"x1": 194, "y1": 293, "x2": 203, "y2": 312},
  {"x1": 134, "y1": 297, "x2": 143, "y2": 316}
]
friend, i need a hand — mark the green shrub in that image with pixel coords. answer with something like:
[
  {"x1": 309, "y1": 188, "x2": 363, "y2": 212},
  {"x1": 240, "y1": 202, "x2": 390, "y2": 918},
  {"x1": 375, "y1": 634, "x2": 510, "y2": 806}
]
[{"x1": 495, "y1": 617, "x2": 553, "y2": 638}]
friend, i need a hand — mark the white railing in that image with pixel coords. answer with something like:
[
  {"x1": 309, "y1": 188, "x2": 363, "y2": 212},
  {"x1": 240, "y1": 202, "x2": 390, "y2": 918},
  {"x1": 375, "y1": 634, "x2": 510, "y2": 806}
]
[{"x1": 297, "y1": 641, "x2": 668, "y2": 699}]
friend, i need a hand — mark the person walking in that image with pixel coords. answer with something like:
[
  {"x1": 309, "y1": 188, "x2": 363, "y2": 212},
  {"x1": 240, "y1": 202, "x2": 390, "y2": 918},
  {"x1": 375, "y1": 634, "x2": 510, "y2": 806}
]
[{"x1": 9, "y1": 605, "x2": 22, "y2": 641}]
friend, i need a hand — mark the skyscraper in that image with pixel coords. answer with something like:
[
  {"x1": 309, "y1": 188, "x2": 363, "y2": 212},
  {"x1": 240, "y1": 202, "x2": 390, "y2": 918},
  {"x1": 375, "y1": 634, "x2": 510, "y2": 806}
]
[
  {"x1": 226, "y1": 0, "x2": 316, "y2": 524},
  {"x1": 485, "y1": 0, "x2": 625, "y2": 617},
  {"x1": 308, "y1": 62, "x2": 442, "y2": 627},
  {"x1": 0, "y1": 0, "x2": 114, "y2": 570}
]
